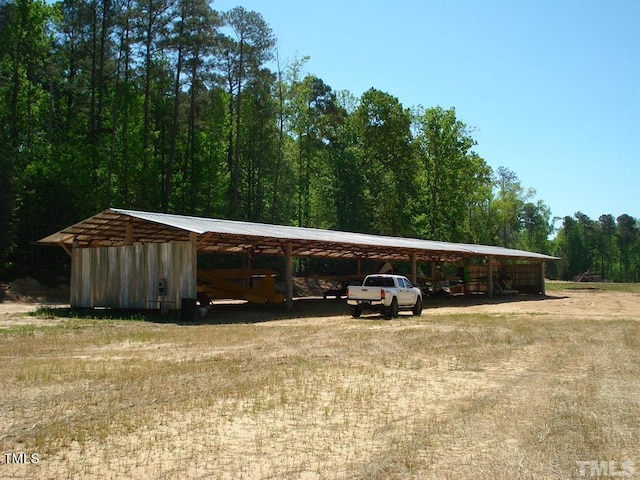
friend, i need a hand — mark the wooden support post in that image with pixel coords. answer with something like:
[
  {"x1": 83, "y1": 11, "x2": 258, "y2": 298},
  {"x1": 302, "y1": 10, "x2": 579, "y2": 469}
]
[
  {"x1": 125, "y1": 218, "x2": 134, "y2": 245},
  {"x1": 285, "y1": 242, "x2": 293, "y2": 310},
  {"x1": 463, "y1": 258, "x2": 469, "y2": 295},
  {"x1": 190, "y1": 232, "x2": 198, "y2": 299},
  {"x1": 487, "y1": 256, "x2": 494, "y2": 298},
  {"x1": 540, "y1": 261, "x2": 546, "y2": 295},
  {"x1": 411, "y1": 253, "x2": 417, "y2": 284},
  {"x1": 246, "y1": 248, "x2": 254, "y2": 269}
]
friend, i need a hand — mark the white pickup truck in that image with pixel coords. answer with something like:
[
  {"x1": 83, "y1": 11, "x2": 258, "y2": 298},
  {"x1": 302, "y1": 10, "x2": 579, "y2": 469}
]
[{"x1": 347, "y1": 274, "x2": 423, "y2": 319}]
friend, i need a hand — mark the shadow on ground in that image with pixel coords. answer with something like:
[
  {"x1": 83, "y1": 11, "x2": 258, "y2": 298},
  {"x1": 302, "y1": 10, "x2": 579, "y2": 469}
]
[{"x1": 36, "y1": 293, "x2": 567, "y2": 326}]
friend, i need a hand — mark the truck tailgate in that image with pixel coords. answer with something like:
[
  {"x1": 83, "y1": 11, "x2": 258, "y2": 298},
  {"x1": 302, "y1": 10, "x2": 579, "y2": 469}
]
[{"x1": 347, "y1": 286, "x2": 383, "y2": 301}]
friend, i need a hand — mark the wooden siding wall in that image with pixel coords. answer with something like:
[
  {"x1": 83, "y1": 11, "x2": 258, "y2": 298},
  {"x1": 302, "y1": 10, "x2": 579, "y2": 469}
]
[
  {"x1": 466, "y1": 261, "x2": 544, "y2": 294},
  {"x1": 466, "y1": 263, "x2": 500, "y2": 294},
  {"x1": 502, "y1": 262, "x2": 544, "y2": 294},
  {"x1": 71, "y1": 241, "x2": 196, "y2": 309}
]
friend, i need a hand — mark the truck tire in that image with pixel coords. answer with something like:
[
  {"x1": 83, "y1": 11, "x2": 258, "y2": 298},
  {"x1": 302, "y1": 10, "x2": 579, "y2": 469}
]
[
  {"x1": 351, "y1": 306, "x2": 362, "y2": 318},
  {"x1": 385, "y1": 298, "x2": 398, "y2": 319},
  {"x1": 412, "y1": 297, "x2": 423, "y2": 316}
]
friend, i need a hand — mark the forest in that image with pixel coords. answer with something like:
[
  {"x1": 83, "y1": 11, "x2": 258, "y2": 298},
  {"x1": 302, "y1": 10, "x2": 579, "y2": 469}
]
[{"x1": 0, "y1": 0, "x2": 638, "y2": 282}]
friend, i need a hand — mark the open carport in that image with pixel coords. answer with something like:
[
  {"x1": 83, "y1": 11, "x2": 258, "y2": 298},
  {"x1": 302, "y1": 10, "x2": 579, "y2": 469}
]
[{"x1": 37, "y1": 208, "x2": 558, "y2": 311}]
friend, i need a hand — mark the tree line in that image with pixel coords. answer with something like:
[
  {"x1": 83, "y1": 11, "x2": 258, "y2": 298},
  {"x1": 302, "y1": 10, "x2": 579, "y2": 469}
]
[
  {"x1": 550, "y1": 213, "x2": 639, "y2": 282},
  {"x1": 0, "y1": 0, "x2": 638, "y2": 281}
]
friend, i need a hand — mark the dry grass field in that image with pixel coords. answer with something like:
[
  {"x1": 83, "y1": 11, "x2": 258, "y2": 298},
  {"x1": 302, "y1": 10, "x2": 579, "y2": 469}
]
[{"x1": 1, "y1": 283, "x2": 639, "y2": 479}]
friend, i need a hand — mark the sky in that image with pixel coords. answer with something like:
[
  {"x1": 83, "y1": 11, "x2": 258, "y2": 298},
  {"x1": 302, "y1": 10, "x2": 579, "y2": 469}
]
[{"x1": 214, "y1": 0, "x2": 639, "y2": 223}]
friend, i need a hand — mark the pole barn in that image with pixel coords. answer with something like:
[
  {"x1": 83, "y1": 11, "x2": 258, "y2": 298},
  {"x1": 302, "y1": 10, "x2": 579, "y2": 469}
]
[{"x1": 38, "y1": 208, "x2": 558, "y2": 311}]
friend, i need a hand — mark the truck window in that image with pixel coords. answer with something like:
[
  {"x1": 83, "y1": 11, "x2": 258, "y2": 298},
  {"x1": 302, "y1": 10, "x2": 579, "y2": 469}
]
[{"x1": 364, "y1": 276, "x2": 395, "y2": 287}]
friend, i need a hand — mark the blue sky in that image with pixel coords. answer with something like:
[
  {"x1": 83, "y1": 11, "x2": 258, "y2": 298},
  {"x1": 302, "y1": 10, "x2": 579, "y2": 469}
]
[{"x1": 214, "y1": 0, "x2": 639, "y2": 224}]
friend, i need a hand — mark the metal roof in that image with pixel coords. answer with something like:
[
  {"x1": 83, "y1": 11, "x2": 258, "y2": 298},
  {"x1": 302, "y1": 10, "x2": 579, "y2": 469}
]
[{"x1": 37, "y1": 208, "x2": 558, "y2": 263}]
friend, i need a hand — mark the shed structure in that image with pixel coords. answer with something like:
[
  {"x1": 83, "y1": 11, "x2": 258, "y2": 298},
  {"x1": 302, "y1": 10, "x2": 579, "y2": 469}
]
[{"x1": 38, "y1": 208, "x2": 558, "y2": 310}]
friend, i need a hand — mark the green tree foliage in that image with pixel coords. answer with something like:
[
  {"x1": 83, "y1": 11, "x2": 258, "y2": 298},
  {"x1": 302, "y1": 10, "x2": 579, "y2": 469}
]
[
  {"x1": 0, "y1": 0, "x2": 57, "y2": 270},
  {"x1": 2, "y1": 1, "x2": 623, "y2": 280},
  {"x1": 552, "y1": 212, "x2": 639, "y2": 281},
  {"x1": 493, "y1": 167, "x2": 530, "y2": 247},
  {"x1": 519, "y1": 200, "x2": 553, "y2": 254},
  {"x1": 221, "y1": 6, "x2": 275, "y2": 218},
  {"x1": 597, "y1": 214, "x2": 616, "y2": 280},
  {"x1": 352, "y1": 88, "x2": 418, "y2": 236},
  {"x1": 616, "y1": 214, "x2": 638, "y2": 281},
  {"x1": 413, "y1": 106, "x2": 491, "y2": 242},
  {"x1": 285, "y1": 68, "x2": 344, "y2": 228}
]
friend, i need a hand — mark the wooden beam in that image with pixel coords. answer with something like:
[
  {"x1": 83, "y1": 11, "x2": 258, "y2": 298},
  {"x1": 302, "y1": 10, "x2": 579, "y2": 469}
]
[
  {"x1": 58, "y1": 241, "x2": 72, "y2": 256},
  {"x1": 245, "y1": 247, "x2": 255, "y2": 269},
  {"x1": 463, "y1": 259, "x2": 469, "y2": 295},
  {"x1": 411, "y1": 252, "x2": 417, "y2": 284},
  {"x1": 285, "y1": 242, "x2": 293, "y2": 310},
  {"x1": 196, "y1": 231, "x2": 215, "y2": 250},
  {"x1": 125, "y1": 217, "x2": 133, "y2": 245},
  {"x1": 487, "y1": 256, "x2": 494, "y2": 298},
  {"x1": 190, "y1": 232, "x2": 198, "y2": 299}
]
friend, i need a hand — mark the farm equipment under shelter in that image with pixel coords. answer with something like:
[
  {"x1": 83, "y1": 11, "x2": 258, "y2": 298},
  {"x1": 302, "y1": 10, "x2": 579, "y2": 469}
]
[{"x1": 197, "y1": 269, "x2": 285, "y2": 305}]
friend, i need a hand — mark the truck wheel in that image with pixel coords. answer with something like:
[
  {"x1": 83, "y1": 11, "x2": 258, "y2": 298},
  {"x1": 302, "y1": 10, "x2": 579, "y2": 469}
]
[
  {"x1": 351, "y1": 306, "x2": 362, "y2": 318},
  {"x1": 385, "y1": 298, "x2": 398, "y2": 319},
  {"x1": 412, "y1": 297, "x2": 423, "y2": 316}
]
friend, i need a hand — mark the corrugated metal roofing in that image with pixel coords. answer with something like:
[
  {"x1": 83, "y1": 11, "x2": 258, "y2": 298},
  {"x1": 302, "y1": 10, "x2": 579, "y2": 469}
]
[{"x1": 37, "y1": 208, "x2": 558, "y2": 262}]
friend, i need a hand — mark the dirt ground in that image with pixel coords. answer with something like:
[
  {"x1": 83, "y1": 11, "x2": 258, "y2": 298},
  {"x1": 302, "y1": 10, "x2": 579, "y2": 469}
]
[
  {"x1": 1, "y1": 280, "x2": 639, "y2": 479},
  {"x1": 1, "y1": 278, "x2": 637, "y2": 324},
  {"x1": 0, "y1": 278, "x2": 70, "y2": 329}
]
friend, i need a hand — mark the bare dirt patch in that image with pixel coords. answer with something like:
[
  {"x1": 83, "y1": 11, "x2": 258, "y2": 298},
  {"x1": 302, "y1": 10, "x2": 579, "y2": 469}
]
[
  {"x1": 1, "y1": 277, "x2": 69, "y2": 304},
  {"x1": 1, "y1": 287, "x2": 639, "y2": 479},
  {"x1": 429, "y1": 288, "x2": 640, "y2": 320},
  {"x1": 0, "y1": 278, "x2": 70, "y2": 329}
]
